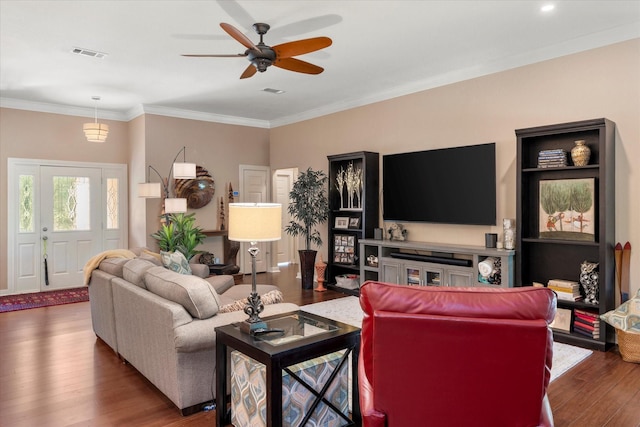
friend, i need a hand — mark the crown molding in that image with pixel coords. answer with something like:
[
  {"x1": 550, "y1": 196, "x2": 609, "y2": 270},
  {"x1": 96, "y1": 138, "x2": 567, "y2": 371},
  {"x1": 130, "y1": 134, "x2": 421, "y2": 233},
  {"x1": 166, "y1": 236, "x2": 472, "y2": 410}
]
[
  {"x1": 0, "y1": 97, "x2": 129, "y2": 121},
  {"x1": 140, "y1": 105, "x2": 270, "y2": 129}
]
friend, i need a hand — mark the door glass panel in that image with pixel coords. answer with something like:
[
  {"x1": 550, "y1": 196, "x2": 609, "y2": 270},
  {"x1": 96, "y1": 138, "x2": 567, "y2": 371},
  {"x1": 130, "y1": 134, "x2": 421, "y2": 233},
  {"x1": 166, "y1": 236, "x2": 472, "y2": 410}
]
[
  {"x1": 425, "y1": 271, "x2": 442, "y2": 286},
  {"x1": 406, "y1": 267, "x2": 420, "y2": 285},
  {"x1": 19, "y1": 174, "x2": 34, "y2": 233},
  {"x1": 106, "y1": 178, "x2": 119, "y2": 229},
  {"x1": 53, "y1": 176, "x2": 90, "y2": 231}
]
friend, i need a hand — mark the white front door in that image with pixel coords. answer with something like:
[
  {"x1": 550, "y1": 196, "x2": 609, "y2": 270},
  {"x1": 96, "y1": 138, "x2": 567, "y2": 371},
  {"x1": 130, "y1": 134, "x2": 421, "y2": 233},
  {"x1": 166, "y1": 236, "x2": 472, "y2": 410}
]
[
  {"x1": 7, "y1": 159, "x2": 128, "y2": 295},
  {"x1": 239, "y1": 165, "x2": 270, "y2": 274},
  {"x1": 40, "y1": 166, "x2": 103, "y2": 290}
]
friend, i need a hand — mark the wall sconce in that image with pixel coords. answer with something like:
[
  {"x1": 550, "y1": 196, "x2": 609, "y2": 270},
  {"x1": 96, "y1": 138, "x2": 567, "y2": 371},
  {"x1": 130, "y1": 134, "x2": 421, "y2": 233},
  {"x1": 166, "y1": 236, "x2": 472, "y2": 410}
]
[
  {"x1": 137, "y1": 146, "x2": 197, "y2": 214},
  {"x1": 83, "y1": 96, "x2": 109, "y2": 143}
]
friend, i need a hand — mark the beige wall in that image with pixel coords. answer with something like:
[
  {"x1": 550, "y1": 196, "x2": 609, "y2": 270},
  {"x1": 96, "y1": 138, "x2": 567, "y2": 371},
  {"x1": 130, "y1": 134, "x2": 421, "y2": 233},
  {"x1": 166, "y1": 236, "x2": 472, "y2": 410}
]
[
  {"x1": 142, "y1": 114, "x2": 270, "y2": 257},
  {"x1": 0, "y1": 110, "x2": 269, "y2": 291},
  {"x1": 270, "y1": 39, "x2": 640, "y2": 297},
  {"x1": 0, "y1": 108, "x2": 129, "y2": 291}
]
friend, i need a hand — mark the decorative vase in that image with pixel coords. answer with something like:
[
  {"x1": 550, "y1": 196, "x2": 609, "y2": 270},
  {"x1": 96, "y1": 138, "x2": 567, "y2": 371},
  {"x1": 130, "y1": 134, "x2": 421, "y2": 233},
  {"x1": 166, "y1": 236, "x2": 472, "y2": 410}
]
[
  {"x1": 314, "y1": 254, "x2": 327, "y2": 292},
  {"x1": 571, "y1": 140, "x2": 591, "y2": 166},
  {"x1": 299, "y1": 250, "x2": 317, "y2": 290}
]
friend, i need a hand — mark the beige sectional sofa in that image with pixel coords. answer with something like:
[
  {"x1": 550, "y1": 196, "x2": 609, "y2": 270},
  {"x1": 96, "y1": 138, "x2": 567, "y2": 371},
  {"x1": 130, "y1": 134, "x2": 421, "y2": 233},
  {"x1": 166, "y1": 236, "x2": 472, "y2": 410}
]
[{"x1": 88, "y1": 255, "x2": 298, "y2": 415}]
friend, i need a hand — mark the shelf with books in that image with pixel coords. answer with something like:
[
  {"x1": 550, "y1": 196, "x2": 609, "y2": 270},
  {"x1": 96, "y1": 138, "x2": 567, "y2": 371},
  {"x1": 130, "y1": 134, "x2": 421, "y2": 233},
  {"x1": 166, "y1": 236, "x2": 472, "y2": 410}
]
[{"x1": 516, "y1": 118, "x2": 615, "y2": 351}]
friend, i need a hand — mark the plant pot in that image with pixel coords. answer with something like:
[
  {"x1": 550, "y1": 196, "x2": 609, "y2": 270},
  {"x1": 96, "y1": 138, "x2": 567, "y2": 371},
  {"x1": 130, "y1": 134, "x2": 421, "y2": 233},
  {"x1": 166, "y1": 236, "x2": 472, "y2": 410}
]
[{"x1": 299, "y1": 250, "x2": 317, "y2": 290}]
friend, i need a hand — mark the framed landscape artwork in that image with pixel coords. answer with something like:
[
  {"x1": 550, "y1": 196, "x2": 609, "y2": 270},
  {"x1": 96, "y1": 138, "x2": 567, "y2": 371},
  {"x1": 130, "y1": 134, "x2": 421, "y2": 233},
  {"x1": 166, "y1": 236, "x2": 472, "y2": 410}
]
[{"x1": 538, "y1": 178, "x2": 595, "y2": 242}]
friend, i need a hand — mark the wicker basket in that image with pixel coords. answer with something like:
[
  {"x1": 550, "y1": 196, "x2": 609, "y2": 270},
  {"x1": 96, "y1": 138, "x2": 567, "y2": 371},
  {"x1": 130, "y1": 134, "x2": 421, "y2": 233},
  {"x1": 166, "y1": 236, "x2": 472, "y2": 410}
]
[{"x1": 616, "y1": 329, "x2": 640, "y2": 363}]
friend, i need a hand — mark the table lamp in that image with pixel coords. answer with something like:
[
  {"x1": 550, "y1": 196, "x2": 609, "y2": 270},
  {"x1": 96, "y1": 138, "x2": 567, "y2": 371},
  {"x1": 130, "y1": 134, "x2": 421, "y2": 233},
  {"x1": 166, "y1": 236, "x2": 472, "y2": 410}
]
[{"x1": 228, "y1": 203, "x2": 282, "y2": 334}]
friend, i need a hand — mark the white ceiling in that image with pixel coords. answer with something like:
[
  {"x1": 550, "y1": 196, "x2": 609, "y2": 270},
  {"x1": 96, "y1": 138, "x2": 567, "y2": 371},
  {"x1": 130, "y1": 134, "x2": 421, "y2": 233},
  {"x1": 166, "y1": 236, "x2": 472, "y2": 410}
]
[{"x1": 1, "y1": 1, "x2": 639, "y2": 128}]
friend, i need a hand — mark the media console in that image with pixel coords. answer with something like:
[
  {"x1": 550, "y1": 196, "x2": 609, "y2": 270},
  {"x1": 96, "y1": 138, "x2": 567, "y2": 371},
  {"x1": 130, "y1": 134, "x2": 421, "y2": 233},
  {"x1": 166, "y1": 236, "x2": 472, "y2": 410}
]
[{"x1": 360, "y1": 239, "x2": 515, "y2": 290}]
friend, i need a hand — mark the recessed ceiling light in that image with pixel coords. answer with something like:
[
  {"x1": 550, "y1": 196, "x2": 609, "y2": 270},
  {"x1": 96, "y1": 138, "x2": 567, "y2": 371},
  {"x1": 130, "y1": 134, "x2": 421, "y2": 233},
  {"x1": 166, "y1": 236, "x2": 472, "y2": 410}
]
[
  {"x1": 263, "y1": 88, "x2": 285, "y2": 94},
  {"x1": 541, "y1": 4, "x2": 555, "y2": 13}
]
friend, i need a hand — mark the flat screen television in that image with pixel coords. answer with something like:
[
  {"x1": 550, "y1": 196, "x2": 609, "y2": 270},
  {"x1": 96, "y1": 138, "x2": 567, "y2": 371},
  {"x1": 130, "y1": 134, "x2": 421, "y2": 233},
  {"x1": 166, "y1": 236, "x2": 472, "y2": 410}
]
[{"x1": 383, "y1": 143, "x2": 496, "y2": 225}]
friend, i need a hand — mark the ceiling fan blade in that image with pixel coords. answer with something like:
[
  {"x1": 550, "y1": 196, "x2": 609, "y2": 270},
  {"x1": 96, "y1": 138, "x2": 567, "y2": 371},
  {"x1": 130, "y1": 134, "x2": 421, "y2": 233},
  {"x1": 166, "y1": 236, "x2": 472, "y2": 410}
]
[
  {"x1": 268, "y1": 15, "x2": 342, "y2": 38},
  {"x1": 220, "y1": 22, "x2": 259, "y2": 52},
  {"x1": 273, "y1": 37, "x2": 332, "y2": 59},
  {"x1": 274, "y1": 57, "x2": 324, "y2": 75},
  {"x1": 181, "y1": 54, "x2": 246, "y2": 58},
  {"x1": 240, "y1": 64, "x2": 257, "y2": 79}
]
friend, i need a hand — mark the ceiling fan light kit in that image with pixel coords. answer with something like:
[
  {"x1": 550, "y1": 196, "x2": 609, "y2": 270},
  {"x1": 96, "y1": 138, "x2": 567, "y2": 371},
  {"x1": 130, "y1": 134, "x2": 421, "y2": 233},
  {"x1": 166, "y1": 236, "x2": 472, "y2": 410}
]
[{"x1": 182, "y1": 22, "x2": 332, "y2": 79}]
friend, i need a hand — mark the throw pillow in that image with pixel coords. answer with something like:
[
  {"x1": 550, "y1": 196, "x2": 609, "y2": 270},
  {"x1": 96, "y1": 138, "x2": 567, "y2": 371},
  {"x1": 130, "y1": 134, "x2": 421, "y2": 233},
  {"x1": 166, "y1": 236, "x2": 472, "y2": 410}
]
[
  {"x1": 601, "y1": 295, "x2": 640, "y2": 332},
  {"x1": 219, "y1": 289, "x2": 284, "y2": 314},
  {"x1": 161, "y1": 251, "x2": 192, "y2": 275}
]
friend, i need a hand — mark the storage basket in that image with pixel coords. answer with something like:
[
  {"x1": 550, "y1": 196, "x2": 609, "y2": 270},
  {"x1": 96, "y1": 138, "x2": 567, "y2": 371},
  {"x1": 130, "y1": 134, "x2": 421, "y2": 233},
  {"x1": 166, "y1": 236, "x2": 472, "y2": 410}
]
[
  {"x1": 616, "y1": 329, "x2": 640, "y2": 363},
  {"x1": 335, "y1": 274, "x2": 360, "y2": 290}
]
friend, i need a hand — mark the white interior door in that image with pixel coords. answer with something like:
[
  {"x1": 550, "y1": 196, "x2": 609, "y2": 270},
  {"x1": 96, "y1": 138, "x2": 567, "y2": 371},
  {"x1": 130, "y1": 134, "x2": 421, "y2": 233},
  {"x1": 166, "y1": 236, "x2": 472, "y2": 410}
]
[
  {"x1": 274, "y1": 169, "x2": 296, "y2": 265},
  {"x1": 239, "y1": 165, "x2": 270, "y2": 274},
  {"x1": 40, "y1": 166, "x2": 102, "y2": 290}
]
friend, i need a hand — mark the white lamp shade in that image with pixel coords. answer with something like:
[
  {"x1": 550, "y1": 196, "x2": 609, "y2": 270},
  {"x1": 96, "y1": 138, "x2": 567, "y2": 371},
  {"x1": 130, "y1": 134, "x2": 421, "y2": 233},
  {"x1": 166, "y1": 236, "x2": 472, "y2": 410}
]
[
  {"x1": 173, "y1": 162, "x2": 196, "y2": 179},
  {"x1": 83, "y1": 122, "x2": 109, "y2": 143},
  {"x1": 165, "y1": 198, "x2": 187, "y2": 213},
  {"x1": 229, "y1": 203, "x2": 282, "y2": 242},
  {"x1": 138, "y1": 182, "x2": 162, "y2": 198}
]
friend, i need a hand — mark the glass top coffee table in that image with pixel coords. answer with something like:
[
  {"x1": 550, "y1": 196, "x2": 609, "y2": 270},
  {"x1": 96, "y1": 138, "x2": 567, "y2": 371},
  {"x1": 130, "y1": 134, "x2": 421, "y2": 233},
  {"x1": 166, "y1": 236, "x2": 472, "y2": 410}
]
[{"x1": 215, "y1": 310, "x2": 361, "y2": 427}]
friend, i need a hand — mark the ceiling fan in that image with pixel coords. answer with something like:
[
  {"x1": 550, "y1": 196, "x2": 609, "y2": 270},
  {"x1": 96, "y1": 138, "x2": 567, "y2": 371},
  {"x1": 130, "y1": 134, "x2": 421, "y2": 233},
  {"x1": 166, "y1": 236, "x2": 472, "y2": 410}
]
[{"x1": 182, "y1": 22, "x2": 332, "y2": 79}]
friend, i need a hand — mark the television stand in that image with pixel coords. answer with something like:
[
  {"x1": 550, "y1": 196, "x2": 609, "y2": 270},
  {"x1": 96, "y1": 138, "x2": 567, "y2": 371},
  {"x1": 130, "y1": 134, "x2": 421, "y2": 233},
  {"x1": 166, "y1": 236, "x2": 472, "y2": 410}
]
[{"x1": 360, "y1": 239, "x2": 514, "y2": 288}]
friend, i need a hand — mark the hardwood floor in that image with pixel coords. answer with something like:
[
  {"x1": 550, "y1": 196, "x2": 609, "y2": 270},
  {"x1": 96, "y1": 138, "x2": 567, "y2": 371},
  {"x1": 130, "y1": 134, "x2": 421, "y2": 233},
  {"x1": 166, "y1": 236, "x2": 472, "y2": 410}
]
[{"x1": 0, "y1": 265, "x2": 638, "y2": 426}]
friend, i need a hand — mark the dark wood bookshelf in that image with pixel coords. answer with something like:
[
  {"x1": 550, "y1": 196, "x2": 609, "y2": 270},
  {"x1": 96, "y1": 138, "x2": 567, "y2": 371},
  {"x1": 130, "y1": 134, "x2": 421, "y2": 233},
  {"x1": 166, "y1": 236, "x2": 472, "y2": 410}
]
[
  {"x1": 516, "y1": 118, "x2": 616, "y2": 351},
  {"x1": 326, "y1": 151, "x2": 379, "y2": 295}
]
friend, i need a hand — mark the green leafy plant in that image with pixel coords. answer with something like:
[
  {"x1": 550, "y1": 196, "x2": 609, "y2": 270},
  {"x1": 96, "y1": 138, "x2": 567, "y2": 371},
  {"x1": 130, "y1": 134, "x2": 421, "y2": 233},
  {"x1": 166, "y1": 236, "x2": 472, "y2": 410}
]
[
  {"x1": 284, "y1": 167, "x2": 329, "y2": 250},
  {"x1": 151, "y1": 213, "x2": 206, "y2": 260},
  {"x1": 151, "y1": 222, "x2": 181, "y2": 253}
]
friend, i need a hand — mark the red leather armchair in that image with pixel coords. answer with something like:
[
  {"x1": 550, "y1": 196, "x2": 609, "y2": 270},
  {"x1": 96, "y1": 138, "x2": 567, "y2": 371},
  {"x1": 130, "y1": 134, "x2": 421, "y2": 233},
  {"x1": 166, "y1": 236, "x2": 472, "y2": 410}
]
[{"x1": 358, "y1": 281, "x2": 556, "y2": 427}]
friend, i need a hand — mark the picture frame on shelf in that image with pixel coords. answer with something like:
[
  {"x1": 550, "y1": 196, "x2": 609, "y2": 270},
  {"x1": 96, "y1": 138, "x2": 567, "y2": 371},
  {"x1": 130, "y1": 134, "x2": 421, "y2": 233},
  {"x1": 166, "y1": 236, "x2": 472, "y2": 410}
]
[
  {"x1": 334, "y1": 233, "x2": 356, "y2": 264},
  {"x1": 538, "y1": 178, "x2": 595, "y2": 242},
  {"x1": 348, "y1": 217, "x2": 361, "y2": 228},
  {"x1": 335, "y1": 217, "x2": 349, "y2": 229}
]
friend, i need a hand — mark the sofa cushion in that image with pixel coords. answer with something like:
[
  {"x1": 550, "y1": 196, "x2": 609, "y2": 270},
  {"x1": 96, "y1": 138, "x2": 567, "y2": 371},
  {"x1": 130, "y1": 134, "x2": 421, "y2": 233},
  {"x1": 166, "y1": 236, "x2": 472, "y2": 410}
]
[
  {"x1": 161, "y1": 251, "x2": 192, "y2": 275},
  {"x1": 98, "y1": 257, "x2": 129, "y2": 278},
  {"x1": 205, "y1": 275, "x2": 235, "y2": 294},
  {"x1": 219, "y1": 289, "x2": 284, "y2": 313},
  {"x1": 144, "y1": 266, "x2": 221, "y2": 319},
  {"x1": 123, "y1": 259, "x2": 156, "y2": 289},
  {"x1": 139, "y1": 251, "x2": 162, "y2": 266}
]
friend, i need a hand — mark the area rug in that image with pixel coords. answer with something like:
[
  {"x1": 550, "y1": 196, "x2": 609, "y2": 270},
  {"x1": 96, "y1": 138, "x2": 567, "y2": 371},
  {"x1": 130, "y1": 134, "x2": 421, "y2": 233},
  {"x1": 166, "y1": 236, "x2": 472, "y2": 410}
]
[
  {"x1": 301, "y1": 296, "x2": 593, "y2": 382},
  {"x1": 0, "y1": 287, "x2": 89, "y2": 313}
]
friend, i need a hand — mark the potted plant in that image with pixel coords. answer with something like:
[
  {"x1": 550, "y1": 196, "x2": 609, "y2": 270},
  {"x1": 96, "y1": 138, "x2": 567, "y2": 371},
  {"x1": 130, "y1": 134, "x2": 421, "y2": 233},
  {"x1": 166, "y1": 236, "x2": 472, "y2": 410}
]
[
  {"x1": 151, "y1": 213, "x2": 206, "y2": 261},
  {"x1": 285, "y1": 167, "x2": 329, "y2": 289}
]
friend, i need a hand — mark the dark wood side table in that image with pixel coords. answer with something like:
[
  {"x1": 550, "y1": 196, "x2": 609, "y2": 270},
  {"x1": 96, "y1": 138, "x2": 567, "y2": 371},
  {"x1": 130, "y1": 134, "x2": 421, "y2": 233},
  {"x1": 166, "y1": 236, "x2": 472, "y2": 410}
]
[{"x1": 215, "y1": 311, "x2": 361, "y2": 427}]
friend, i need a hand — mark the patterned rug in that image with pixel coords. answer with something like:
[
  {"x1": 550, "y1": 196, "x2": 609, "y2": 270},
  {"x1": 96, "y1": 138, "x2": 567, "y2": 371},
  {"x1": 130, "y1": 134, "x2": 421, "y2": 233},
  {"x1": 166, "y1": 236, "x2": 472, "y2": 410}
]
[
  {"x1": 0, "y1": 288, "x2": 89, "y2": 313},
  {"x1": 301, "y1": 296, "x2": 593, "y2": 382}
]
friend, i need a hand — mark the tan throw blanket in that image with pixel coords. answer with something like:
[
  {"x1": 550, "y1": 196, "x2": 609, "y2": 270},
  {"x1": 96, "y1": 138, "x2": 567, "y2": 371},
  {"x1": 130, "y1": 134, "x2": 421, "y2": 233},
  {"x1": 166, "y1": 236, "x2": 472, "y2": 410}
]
[{"x1": 83, "y1": 249, "x2": 137, "y2": 285}]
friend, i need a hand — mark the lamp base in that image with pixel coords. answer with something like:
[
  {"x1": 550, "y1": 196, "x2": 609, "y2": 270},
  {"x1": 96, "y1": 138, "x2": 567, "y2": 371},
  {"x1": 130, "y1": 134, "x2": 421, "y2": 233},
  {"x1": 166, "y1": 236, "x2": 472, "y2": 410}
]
[{"x1": 240, "y1": 320, "x2": 268, "y2": 335}]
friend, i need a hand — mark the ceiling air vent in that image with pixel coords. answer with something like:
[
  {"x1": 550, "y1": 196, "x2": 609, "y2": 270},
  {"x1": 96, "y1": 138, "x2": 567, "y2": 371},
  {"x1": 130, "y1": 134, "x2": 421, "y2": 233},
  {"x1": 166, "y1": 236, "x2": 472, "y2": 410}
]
[{"x1": 71, "y1": 47, "x2": 107, "y2": 59}]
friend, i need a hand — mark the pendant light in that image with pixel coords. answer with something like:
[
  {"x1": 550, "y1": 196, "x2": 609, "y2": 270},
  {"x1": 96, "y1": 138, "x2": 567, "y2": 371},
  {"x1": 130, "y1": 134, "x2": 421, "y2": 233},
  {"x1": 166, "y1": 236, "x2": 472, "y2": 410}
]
[{"x1": 83, "y1": 96, "x2": 109, "y2": 143}]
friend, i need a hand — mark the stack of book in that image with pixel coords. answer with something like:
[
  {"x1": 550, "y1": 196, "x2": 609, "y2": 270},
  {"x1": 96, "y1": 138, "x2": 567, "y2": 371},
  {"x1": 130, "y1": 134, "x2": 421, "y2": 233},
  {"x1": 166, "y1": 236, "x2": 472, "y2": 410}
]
[
  {"x1": 547, "y1": 279, "x2": 583, "y2": 302},
  {"x1": 573, "y1": 309, "x2": 600, "y2": 339},
  {"x1": 537, "y1": 149, "x2": 568, "y2": 168}
]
